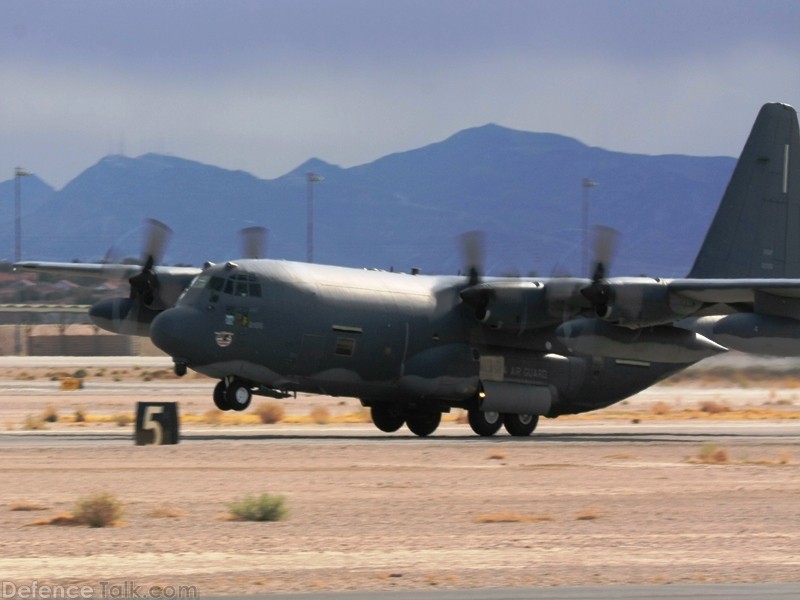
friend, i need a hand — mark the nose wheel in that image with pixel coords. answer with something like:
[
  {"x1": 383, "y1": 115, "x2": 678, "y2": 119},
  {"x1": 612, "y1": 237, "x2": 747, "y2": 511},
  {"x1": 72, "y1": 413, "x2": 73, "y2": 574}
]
[{"x1": 213, "y1": 378, "x2": 253, "y2": 411}]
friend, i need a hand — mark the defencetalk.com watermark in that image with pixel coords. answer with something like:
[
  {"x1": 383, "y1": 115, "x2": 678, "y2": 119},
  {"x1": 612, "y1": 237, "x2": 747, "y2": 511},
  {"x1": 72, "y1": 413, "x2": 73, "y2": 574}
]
[{"x1": 2, "y1": 581, "x2": 198, "y2": 599}]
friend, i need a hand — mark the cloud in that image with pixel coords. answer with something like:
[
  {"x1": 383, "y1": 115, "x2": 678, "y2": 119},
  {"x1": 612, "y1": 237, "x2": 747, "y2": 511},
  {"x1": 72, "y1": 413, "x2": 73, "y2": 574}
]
[{"x1": 2, "y1": 1, "x2": 800, "y2": 187}]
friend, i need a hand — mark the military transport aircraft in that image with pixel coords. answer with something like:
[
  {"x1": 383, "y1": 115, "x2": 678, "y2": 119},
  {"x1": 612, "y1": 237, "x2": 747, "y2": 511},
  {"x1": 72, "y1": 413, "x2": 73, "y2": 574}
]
[{"x1": 16, "y1": 102, "x2": 800, "y2": 437}]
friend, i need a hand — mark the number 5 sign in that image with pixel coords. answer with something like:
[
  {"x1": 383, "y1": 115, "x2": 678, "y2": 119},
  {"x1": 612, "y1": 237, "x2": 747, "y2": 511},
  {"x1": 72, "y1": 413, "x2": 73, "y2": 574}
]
[{"x1": 135, "y1": 402, "x2": 179, "y2": 445}]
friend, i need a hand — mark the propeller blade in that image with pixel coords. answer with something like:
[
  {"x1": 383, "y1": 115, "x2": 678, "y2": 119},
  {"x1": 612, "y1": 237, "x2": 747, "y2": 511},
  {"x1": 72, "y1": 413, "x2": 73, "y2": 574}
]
[
  {"x1": 240, "y1": 226, "x2": 268, "y2": 259},
  {"x1": 128, "y1": 219, "x2": 173, "y2": 308},
  {"x1": 458, "y1": 230, "x2": 486, "y2": 286},
  {"x1": 581, "y1": 225, "x2": 620, "y2": 316},
  {"x1": 590, "y1": 225, "x2": 619, "y2": 281},
  {"x1": 141, "y1": 218, "x2": 173, "y2": 267}
]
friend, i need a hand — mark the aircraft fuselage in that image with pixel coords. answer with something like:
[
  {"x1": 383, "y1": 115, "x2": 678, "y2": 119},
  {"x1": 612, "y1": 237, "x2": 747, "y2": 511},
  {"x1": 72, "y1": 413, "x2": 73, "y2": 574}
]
[{"x1": 150, "y1": 260, "x2": 695, "y2": 420}]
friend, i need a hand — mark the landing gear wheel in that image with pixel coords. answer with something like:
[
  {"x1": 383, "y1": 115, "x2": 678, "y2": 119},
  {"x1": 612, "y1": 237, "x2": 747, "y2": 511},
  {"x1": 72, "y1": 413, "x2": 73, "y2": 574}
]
[
  {"x1": 503, "y1": 413, "x2": 539, "y2": 437},
  {"x1": 174, "y1": 362, "x2": 187, "y2": 377},
  {"x1": 226, "y1": 380, "x2": 253, "y2": 411},
  {"x1": 370, "y1": 405, "x2": 405, "y2": 433},
  {"x1": 467, "y1": 409, "x2": 503, "y2": 437},
  {"x1": 405, "y1": 411, "x2": 442, "y2": 437},
  {"x1": 213, "y1": 380, "x2": 231, "y2": 411}
]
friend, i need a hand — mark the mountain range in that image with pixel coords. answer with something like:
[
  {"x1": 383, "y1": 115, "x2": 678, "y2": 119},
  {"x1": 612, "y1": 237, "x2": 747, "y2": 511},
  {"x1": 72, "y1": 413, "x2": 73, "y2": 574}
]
[{"x1": 0, "y1": 124, "x2": 736, "y2": 277}]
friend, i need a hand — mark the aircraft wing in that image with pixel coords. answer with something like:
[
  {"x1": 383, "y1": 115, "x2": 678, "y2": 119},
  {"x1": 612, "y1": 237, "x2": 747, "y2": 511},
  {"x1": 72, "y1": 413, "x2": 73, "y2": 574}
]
[
  {"x1": 668, "y1": 278, "x2": 800, "y2": 303},
  {"x1": 14, "y1": 261, "x2": 202, "y2": 280}
]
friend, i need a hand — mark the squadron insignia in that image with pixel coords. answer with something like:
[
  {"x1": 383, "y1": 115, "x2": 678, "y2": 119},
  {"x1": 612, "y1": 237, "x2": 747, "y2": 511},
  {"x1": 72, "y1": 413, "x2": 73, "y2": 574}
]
[{"x1": 214, "y1": 331, "x2": 234, "y2": 348}]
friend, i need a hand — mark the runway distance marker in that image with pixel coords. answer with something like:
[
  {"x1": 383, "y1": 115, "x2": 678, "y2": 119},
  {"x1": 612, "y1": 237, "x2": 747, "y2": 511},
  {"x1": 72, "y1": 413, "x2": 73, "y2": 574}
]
[{"x1": 135, "y1": 401, "x2": 179, "y2": 445}]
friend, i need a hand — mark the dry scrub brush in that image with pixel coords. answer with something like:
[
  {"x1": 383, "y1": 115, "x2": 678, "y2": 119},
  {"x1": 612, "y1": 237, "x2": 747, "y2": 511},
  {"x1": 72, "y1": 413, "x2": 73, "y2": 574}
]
[
  {"x1": 227, "y1": 493, "x2": 288, "y2": 522},
  {"x1": 690, "y1": 444, "x2": 730, "y2": 464},
  {"x1": 73, "y1": 491, "x2": 124, "y2": 527},
  {"x1": 256, "y1": 402, "x2": 286, "y2": 424},
  {"x1": 473, "y1": 512, "x2": 554, "y2": 523},
  {"x1": 309, "y1": 406, "x2": 331, "y2": 424},
  {"x1": 32, "y1": 492, "x2": 124, "y2": 527}
]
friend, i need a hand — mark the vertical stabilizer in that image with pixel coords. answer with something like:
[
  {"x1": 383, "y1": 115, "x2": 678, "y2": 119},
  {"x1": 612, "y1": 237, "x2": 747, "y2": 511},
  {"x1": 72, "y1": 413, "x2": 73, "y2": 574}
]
[{"x1": 689, "y1": 103, "x2": 800, "y2": 278}]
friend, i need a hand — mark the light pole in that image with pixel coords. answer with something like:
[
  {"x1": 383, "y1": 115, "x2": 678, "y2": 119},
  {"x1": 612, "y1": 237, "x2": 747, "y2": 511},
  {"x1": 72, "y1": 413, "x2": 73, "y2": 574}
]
[
  {"x1": 13, "y1": 167, "x2": 31, "y2": 356},
  {"x1": 14, "y1": 167, "x2": 31, "y2": 263},
  {"x1": 581, "y1": 177, "x2": 598, "y2": 276},
  {"x1": 306, "y1": 172, "x2": 323, "y2": 263}
]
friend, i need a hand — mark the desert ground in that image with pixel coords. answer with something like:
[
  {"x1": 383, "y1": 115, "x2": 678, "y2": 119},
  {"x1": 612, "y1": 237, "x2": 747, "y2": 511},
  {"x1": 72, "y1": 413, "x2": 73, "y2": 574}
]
[{"x1": 0, "y1": 356, "x2": 798, "y2": 596}]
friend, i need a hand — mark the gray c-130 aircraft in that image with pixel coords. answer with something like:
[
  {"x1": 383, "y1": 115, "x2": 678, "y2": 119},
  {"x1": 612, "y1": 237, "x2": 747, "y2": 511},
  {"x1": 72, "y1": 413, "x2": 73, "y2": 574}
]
[{"x1": 16, "y1": 102, "x2": 800, "y2": 437}]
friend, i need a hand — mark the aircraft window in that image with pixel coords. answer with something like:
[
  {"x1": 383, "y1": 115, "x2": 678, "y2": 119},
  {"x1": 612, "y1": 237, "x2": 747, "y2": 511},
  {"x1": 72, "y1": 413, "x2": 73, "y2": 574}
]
[
  {"x1": 192, "y1": 275, "x2": 210, "y2": 289},
  {"x1": 207, "y1": 276, "x2": 224, "y2": 291},
  {"x1": 219, "y1": 273, "x2": 261, "y2": 298}
]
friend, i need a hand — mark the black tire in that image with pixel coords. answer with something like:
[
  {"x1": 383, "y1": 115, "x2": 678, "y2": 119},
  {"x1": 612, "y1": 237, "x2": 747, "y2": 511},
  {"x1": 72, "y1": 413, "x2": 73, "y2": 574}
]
[
  {"x1": 406, "y1": 411, "x2": 442, "y2": 437},
  {"x1": 370, "y1": 404, "x2": 405, "y2": 433},
  {"x1": 503, "y1": 413, "x2": 539, "y2": 437},
  {"x1": 213, "y1": 380, "x2": 231, "y2": 411},
  {"x1": 225, "y1": 380, "x2": 252, "y2": 411},
  {"x1": 174, "y1": 362, "x2": 187, "y2": 377},
  {"x1": 467, "y1": 409, "x2": 503, "y2": 436}
]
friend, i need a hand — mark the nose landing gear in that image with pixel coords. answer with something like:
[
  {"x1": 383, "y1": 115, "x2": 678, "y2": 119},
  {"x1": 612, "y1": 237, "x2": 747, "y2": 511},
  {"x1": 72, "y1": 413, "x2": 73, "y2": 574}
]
[
  {"x1": 173, "y1": 361, "x2": 188, "y2": 377},
  {"x1": 213, "y1": 378, "x2": 253, "y2": 411}
]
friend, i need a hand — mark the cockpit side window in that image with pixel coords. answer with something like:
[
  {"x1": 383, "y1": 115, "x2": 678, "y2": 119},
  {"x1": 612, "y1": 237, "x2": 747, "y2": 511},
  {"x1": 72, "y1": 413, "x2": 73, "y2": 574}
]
[{"x1": 207, "y1": 276, "x2": 224, "y2": 291}]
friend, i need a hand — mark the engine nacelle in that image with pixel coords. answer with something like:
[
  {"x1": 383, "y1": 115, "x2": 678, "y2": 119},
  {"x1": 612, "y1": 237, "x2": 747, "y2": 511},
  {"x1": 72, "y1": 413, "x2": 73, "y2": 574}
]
[
  {"x1": 89, "y1": 297, "x2": 162, "y2": 337},
  {"x1": 596, "y1": 278, "x2": 702, "y2": 328},
  {"x1": 461, "y1": 281, "x2": 554, "y2": 331}
]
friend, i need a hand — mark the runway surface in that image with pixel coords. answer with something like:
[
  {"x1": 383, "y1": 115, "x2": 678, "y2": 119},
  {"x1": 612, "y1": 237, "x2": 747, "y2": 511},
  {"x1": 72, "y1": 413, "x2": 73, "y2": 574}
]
[
  {"x1": 217, "y1": 583, "x2": 800, "y2": 599},
  {"x1": 1, "y1": 357, "x2": 798, "y2": 595}
]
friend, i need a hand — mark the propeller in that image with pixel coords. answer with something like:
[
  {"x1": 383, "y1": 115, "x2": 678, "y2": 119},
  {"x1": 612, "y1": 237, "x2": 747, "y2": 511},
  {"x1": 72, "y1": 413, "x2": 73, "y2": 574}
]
[
  {"x1": 127, "y1": 218, "x2": 173, "y2": 308},
  {"x1": 580, "y1": 225, "x2": 619, "y2": 316},
  {"x1": 458, "y1": 230, "x2": 486, "y2": 286},
  {"x1": 239, "y1": 226, "x2": 268, "y2": 259}
]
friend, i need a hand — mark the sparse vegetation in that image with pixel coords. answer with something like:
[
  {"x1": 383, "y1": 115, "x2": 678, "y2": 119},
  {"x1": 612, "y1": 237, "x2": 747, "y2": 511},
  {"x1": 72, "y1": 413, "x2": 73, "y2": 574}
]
[
  {"x1": 41, "y1": 405, "x2": 59, "y2": 423},
  {"x1": 650, "y1": 401, "x2": 671, "y2": 415},
  {"x1": 576, "y1": 507, "x2": 602, "y2": 520},
  {"x1": 72, "y1": 492, "x2": 124, "y2": 527},
  {"x1": 203, "y1": 408, "x2": 223, "y2": 425},
  {"x1": 147, "y1": 506, "x2": 186, "y2": 518},
  {"x1": 692, "y1": 443, "x2": 730, "y2": 464},
  {"x1": 73, "y1": 408, "x2": 87, "y2": 423},
  {"x1": 699, "y1": 400, "x2": 731, "y2": 414},
  {"x1": 113, "y1": 413, "x2": 132, "y2": 427},
  {"x1": 255, "y1": 402, "x2": 285, "y2": 424},
  {"x1": 473, "y1": 512, "x2": 554, "y2": 524},
  {"x1": 227, "y1": 493, "x2": 287, "y2": 522},
  {"x1": 309, "y1": 406, "x2": 330, "y2": 425},
  {"x1": 10, "y1": 501, "x2": 48, "y2": 512},
  {"x1": 23, "y1": 414, "x2": 47, "y2": 430}
]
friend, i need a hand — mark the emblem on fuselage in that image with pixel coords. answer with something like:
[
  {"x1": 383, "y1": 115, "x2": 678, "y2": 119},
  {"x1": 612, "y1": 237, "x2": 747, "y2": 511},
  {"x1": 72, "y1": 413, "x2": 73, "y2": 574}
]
[{"x1": 215, "y1": 331, "x2": 234, "y2": 348}]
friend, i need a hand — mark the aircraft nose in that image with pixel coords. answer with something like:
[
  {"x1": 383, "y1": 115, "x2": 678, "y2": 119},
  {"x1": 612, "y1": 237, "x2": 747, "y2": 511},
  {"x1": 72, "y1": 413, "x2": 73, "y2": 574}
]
[{"x1": 150, "y1": 307, "x2": 208, "y2": 361}]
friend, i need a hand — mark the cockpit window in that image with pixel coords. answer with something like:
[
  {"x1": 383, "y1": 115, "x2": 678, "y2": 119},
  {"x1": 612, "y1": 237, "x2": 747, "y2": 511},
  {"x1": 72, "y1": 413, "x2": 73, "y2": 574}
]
[
  {"x1": 207, "y1": 276, "x2": 224, "y2": 291},
  {"x1": 191, "y1": 275, "x2": 210, "y2": 289},
  {"x1": 207, "y1": 272, "x2": 262, "y2": 298}
]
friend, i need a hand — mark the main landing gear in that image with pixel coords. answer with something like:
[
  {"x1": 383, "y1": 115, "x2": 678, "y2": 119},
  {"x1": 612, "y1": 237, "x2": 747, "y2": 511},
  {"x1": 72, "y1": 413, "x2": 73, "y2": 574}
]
[
  {"x1": 213, "y1": 378, "x2": 253, "y2": 411},
  {"x1": 370, "y1": 404, "x2": 442, "y2": 437},
  {"x1": 467, "y1": 408, "x2": 539, "y2": 437}
]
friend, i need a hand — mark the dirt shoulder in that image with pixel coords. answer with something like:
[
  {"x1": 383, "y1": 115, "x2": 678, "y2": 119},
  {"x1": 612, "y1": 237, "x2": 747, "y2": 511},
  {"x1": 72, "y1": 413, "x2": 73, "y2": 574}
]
[{"x1": 0, "y1": 361, "x2": 798, "y2": 595}]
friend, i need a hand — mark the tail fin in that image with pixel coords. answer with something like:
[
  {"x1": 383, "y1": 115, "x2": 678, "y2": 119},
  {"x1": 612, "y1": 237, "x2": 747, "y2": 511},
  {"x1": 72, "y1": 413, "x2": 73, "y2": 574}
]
[{"x1": 689, "y1": 103, "x2": 800, "y2": 278}]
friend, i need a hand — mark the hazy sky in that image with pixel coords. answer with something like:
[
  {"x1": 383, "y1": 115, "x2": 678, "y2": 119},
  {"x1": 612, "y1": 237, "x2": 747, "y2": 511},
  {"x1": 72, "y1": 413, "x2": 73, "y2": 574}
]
[{"x1": 3, "y1": 0, "x2": 800, "y2": 188}]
